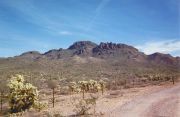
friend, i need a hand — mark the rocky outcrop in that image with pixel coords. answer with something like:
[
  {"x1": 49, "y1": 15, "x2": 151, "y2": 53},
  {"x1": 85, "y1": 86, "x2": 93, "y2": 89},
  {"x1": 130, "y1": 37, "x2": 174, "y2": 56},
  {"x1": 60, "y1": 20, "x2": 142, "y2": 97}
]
[
  {"x1": 94, "y1": 42, "x2": 138, "y2": 50},
  {"x1": 43, "y1": 49, "x2": 63, "y2": 59},
  {"x1": 68, "y1": 41, "x2": 97, "y2": 50},
  {"x1": 92, "y1": 42, "x2": 141, "y2": 59},
  {"x1": 68, "y1": 41, "x2": 97, "y2": 56}
]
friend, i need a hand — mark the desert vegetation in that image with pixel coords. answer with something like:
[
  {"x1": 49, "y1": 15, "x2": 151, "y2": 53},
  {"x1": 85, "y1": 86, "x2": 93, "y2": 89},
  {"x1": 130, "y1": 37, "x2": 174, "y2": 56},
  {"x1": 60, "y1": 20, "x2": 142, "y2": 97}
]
[
  {"x1": 0, "y1": 43, "x2": 179, "y2": 116},
  {"x1": 0, "y1": 70, "x2": 178, "y2": 117},
  {"x1": 0, "y1": 73, "x2": 108, "y2": 116}
]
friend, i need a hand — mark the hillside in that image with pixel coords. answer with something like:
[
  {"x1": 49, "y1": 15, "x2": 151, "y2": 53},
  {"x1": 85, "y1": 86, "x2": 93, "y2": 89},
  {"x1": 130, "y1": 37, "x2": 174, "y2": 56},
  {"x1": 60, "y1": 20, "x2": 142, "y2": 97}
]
[{"x1": 0, "y1": 41, "x2": 179, "y2": 87}]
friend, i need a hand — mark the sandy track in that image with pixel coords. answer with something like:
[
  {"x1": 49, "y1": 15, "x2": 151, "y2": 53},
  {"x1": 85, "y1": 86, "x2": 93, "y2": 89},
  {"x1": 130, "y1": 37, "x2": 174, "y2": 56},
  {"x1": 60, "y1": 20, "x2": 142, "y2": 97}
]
[{"x1": 106, "y1": 84, "x2": 180, "y2": 117}]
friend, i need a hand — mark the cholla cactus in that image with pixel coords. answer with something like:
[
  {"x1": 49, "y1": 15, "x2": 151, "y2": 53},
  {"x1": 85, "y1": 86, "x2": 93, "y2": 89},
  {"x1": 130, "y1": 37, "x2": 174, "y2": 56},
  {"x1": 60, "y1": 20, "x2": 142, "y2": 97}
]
[
  {"x1": 88, "y1": 80, "x2": 98, "y2": 92},
  {"x1": 78, "y1": 81, "x2": 89, "y2": 99},
  {"x1": 7, "y1": 74, "x2": 39, "y2": 113},
  {"x1": 69, "y1": 82, "x2": 77, "y2": 94},
  {"x1": 98, "y1": 80, "x2": 106, "y2": 95}
]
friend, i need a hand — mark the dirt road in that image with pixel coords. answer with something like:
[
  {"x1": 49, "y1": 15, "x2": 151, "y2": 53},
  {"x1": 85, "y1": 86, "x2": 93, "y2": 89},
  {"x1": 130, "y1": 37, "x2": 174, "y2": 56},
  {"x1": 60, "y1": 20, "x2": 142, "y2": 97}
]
[{"x1": 106, "y1": 84, "x2": 180, "y2": 117}]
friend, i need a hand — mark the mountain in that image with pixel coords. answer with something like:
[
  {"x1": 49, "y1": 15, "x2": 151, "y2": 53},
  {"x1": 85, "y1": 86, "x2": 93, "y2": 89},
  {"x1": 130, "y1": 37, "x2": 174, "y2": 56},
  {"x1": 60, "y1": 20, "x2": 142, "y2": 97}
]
[
  {"x1": 14, "y1": 41, "x2": 179, "y2": 65},
  {"x1": 15, "y1": 51, "x2": 42, "y2": 60},
  {"x1": 0, "y1": 41, "x2": 179, "y2": 82},
  {"x1": 68, "y1": 41, "x2": 97, "y2": 56},
  {"x1": 148, "y1": 52, "x2": 178, "y2": 65}
]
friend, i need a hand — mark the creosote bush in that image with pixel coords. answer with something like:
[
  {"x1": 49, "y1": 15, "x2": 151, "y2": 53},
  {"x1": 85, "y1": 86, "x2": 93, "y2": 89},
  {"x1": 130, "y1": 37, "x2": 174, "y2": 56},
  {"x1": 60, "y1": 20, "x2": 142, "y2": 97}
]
[
  {"x1": 7, "y1": 74, "x2": 39, "y2": 113},
  {"x1": 70, "y1": 79, "x2": 104, "y2": 116},
  {"x1": 73, "y1": 94, "x2": 98, "y2": 115}
]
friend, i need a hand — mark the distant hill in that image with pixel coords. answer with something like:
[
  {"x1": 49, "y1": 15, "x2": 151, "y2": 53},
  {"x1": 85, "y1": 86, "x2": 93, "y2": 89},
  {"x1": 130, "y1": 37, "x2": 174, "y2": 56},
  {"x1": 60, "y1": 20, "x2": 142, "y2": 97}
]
[{"x1": 0, "y1": 41, "x2": 179, "y2": 83}]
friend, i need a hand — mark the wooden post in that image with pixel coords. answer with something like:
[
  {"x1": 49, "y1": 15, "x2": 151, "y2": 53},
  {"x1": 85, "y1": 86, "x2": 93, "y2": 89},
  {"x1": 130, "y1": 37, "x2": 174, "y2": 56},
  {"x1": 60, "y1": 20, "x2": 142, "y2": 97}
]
[
  {"x1": 0, "y1": 92, "x2": 3, "y2": 112},
  {"x1": 172, "y1": 77, "x2": 175, "y2": 85},
  {"x1": 53, "y1": 88, "x2": 55, "y2": 107},
  {"x1": 102, "y1": 87, "x2": 104, "y2": 95},
  {"x1": 82, "y1": 89, "x2": 85, "y2": 99},
  {"x1": 133, "y1": 79, "x2": 135, "y2": 87}
]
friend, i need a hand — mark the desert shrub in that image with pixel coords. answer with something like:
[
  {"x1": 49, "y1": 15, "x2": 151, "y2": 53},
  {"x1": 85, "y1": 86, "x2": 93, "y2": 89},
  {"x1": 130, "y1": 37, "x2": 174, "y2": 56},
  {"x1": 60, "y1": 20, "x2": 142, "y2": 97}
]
[
  {"x1": 109, "y1": 91, "x2": 121, "y2": 96},
  {"x1": 0, "y1": 80, "x2": 8, "y2": 112},
  {"x1": 73, "y1": 94, "x2": 98, "y2": 115},
  {"x1": 59, "y1": 86, "x2": 69, "y2": 95},
  {"x1": 7, "y1": 74, "x2": 39, "y2": 113},
  {"x1": 54, "y1": 113, "x2": 63, "y2": 117},
  {"x1": 106, "y1": 90, "x2": 123, "y2": 98},
  {"x1": 68, "y1": 82, "x2": 78, "y2": 94},
  {"x1": 164, "y1": 76, "x2": 171, "y2": 81},
  {"x1": 74, "y1": 99, "x2": 90, "y2": 115},
  {"x1": 33, "y1": 101, "x2": 48, "y2": 112},
  {"x1": 123, "y1": 84, "x2": 132, "y2": 89},
  {"x1": 8, "y1": 111, "x2": 25, "y2": 117},
  {"x1": 141, "y1": 78, "x2": 147, "y2": 82},
  {"x1": 70, "y1": 80, "x2": 103, "y2": 116}
]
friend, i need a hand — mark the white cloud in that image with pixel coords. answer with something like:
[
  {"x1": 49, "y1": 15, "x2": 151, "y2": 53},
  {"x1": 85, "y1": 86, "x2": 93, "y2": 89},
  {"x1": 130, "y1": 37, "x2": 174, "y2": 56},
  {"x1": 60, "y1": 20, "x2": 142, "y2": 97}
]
[
  {"x1": 136, "y1": 39, "x2": 180, "y2": 56},
  {"x1": 58, "y1": 31, "x2": 72, "y2": 35}
]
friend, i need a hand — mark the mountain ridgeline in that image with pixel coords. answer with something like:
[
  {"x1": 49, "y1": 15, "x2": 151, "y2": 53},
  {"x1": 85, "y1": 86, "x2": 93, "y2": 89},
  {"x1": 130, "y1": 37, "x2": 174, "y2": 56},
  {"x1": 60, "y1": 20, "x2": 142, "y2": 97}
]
[
  {"x1": 0, "y1": 41, "x2": 179, "y2": 83},
  {"x1": 16, "y1": 41, "x2": 179, "y2": 65}
]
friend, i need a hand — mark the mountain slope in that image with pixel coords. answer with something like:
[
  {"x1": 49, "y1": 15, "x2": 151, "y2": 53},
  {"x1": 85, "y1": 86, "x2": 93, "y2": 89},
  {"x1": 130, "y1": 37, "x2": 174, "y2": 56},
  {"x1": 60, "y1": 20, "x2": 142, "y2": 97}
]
[{"x1": 0, "y1": 41, "x2": 179, "y2": 83}]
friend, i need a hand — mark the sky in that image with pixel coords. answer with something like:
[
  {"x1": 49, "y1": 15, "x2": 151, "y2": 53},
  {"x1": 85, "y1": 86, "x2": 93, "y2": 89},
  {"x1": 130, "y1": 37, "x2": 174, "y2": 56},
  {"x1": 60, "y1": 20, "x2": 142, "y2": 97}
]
[{"x1": 0, "y1": 0, "x2": 179, "y2": 57}]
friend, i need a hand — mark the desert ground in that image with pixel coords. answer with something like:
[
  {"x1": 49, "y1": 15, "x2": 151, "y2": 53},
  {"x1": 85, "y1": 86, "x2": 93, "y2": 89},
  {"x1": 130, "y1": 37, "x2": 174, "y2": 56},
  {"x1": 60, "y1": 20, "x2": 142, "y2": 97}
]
[
  {"x1": 106, "y1": 83, "x2": 180, "y2": 117},
  {"x1": 4, "y1": 81, "x2": 177, "y2": 117}
]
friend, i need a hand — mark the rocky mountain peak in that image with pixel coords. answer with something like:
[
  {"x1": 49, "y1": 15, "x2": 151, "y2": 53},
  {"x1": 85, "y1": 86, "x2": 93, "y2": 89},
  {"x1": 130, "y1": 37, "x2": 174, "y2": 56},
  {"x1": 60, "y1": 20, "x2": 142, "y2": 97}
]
[
  {"x1": 92, "y1": 42, "x2": 140, "y2": 58},
  {"x1": 68, "y1": 41, "x2": 97, "y2": 56},
  {"x1": 68, "y1": 41, "x2": 97, "y2": 50},
  {"x1": 97, "y1": 42, "x2": 138, "y2": 51}
]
